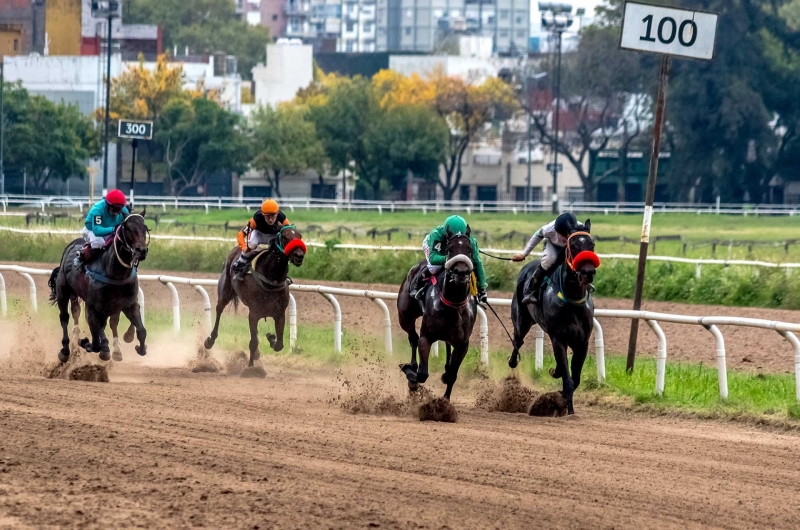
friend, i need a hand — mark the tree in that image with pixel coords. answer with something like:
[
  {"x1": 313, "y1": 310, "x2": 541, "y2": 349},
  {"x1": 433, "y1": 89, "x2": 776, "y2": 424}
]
[
  {"x1": 126, "y1": 0, "x2": 271, "y2": 79},
  {"x1": 158, "y1": 98, "x2": 250, "y2": 195},
  {"x1": 250, "y1": 104, "x2": 326, "y2": 197},
  {"x1": 5, "y1": 85, "x2": 99, "y2": 193},
  {"x1": 372, "y1": 69, "x2": 518, "y2": 200}
]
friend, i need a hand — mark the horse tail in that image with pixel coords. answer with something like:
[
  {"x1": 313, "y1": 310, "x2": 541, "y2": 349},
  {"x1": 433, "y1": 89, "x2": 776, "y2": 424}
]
[
  {"x1": 232, "y1": 292, "x2": 239, "y2": 315},
  {"x1": 48, "y1": 267, "x2": 60, "y2": 305}
]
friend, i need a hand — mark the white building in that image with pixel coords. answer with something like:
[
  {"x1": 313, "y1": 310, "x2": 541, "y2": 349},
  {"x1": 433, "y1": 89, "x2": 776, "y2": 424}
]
[{"x1": 251, "y1": 41, "x2": 313, "y2": 109}]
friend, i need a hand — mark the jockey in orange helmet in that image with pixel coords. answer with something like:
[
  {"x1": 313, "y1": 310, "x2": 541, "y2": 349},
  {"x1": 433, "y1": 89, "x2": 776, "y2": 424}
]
[{"x1": 231, "y1": 199, "x2": 291, "y2": 281}]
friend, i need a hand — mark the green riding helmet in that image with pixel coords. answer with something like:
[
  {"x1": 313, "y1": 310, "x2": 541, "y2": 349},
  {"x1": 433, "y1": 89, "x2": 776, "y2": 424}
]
[{"x1": 444, "y1": 215, "x2": 468, "y2": 236}]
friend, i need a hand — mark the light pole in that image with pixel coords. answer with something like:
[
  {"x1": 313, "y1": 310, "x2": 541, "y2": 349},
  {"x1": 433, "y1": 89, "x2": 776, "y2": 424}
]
[
  {"x1": 93, "y1": 0, "x2": 120, "y2": 195},
  {"x1": 1, "y1": 59, "x2": 4, "y2": 197},
  {"x1": 539, "y1": 2, "x2": 573, "y2": 214}
]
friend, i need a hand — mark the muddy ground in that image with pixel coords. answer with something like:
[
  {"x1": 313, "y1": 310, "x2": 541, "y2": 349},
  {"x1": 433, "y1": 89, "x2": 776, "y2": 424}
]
[{"x1": 2, "y1": 357, "x2": 800, "y2": 529}]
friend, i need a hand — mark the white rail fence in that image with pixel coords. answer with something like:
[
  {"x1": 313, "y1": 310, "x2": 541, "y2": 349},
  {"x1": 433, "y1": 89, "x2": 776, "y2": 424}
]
[
  {"x1": 0, "y1": 226, "x2": 798, "y2": 277},
  {"x1": 2, "y1": 264, "x2": 800, "y2": 402},
  {"x1": 2, "y1": 194, "x2": 800, "y2": 216}
]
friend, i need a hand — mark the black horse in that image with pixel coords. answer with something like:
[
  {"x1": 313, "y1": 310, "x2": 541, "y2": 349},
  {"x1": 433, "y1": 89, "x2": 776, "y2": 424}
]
[
  {"x1": 48, "y1": 211, "x2": 150, "y2": 363},
  {"x1": 397, "y1": 229, "x2": 477, "y2": 400},
  {"x1": 508, "y1": 221, "x2": 599, "y2": 415},
  {"x1": 204, "y1": 226, "x2": 306, "y2": 369}
]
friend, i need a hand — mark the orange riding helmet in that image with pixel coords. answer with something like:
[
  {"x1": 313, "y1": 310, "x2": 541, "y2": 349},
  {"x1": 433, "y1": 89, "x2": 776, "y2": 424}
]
[{"x1": 261, "y1": 199, "x2": 279, "y2": 215}]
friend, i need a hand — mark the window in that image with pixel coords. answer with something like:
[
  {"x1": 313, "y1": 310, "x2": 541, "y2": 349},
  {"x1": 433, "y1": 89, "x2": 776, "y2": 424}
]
[
  {"x1": 434, "y1": 8, "x2": 443, "y2": 17},
  {"x1": 272, "y1": 13, "x2": 278, "y2": 20},
  {"x1": 499, "y1": 9, "x2": 509, "y2": 19},
  {"x1": 405, "y1": 9, "x2": 413, "y2": 17},
  {"x1": 473, "y1": 154, "x2": 501, "y2": 166},
  {"x1": 345, "y1": 40, "x2": 354, "y2": 52},
  {"x1": 515, "y1": 186, "x2": 542, "y2": 202},
  {"x1": 460, "y1": 185, "x2": 471, "y2": 201},
  {"x1": 499, "y1": 29, "x2": 509, "y2": 38},
  {"x1": 516, "y1": 29, "x2": 526, "y2": 38},
  {"x1": 347, "y1": 20, "x2": 355, "y2": 31},
  {"x1": 13, "y1": 39, "x2": 18, "y2": 51},
  {"x1": 363, "y1": 21, "x2": 373, "y2": 32},
  {"x1": 476, "y1": 186, "x2": 497, "y2": 202},
  {"x1": 404, "y1": 27, "x2": 412, "y2": 35}
]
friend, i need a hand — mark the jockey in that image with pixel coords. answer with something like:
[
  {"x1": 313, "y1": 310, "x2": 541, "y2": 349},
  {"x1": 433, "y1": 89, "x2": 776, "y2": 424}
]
[
  {"x1": 77, "y1": 189, "x2": 129, "y2": 265},
  {"x1": 409, "y1": 215, "x2": 488, "y2": 303},
  {"x1": 513, "y1": 212, "x2": 579, "y2": 304},
  {"x1": 231, "y1": 199, "x2": 291, "y2": 281}
]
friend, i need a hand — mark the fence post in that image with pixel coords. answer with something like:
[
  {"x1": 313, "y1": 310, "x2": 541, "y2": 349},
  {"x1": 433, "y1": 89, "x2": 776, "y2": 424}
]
[
  {"x1": 321, "y1": 293, "x2": 341, "y2": 353},
  {"x1": 19, "y1": 272, "x2": 37, "y2": 314},
  {"x1": 476, "y1": 305, "x2": 489, "y2": 367},
  {"x1": 193, "y1": 285, "x2": 212, "y2": 331},
  {"x1": 592, "y1": 318, "x2": 605, "y2": 383},
  {"x1": 646, "y1": 320, "x2": 667, "y2": 395},
  {"x1": 288, "y1": 294, "x2": 297, "y2": 352},
  {"x1": 162, "y1": 280, "x2": 180, "y2": 336},
  {"x1": 534, "y1": 325, "x2": 544, "y2": 372},
  {"x1": 704, "y1": 324, "x2": 728, "y2": 399},
  {"x1": 138, "y1": 287, "x2": 145, "y2": 325},
  {"x1": 695, "y1": 263, "x2": 702, "y2": 278},
  {"x1": 0, "y1": 272, "x2": 6, "y2": 318},
  {"x1": 371, "y1": 297, "x2": 393, "y2": 355},
  {"x1": 431, "y1": 341, "x2": 438, "y2": 357},
  {"x1": 778, "y1": 331, "x2": 800, "y2": 402}
]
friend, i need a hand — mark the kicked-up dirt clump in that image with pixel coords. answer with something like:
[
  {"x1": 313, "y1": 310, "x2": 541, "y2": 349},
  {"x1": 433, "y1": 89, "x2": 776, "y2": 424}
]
[
  {"x1": 338, "y1": 363, "x2": 435, "y2": 417},
  {"x1": 240, "y1": 365, "x2": 267, "y2": 379},
  {"x1": 475, "y1": 375, "x2": 538, "y2": 413},
  {"x1": 226, "y1": 351, "x2": 249, "y2": 376},
  {"x1": 529, "y1": 392, "x2": 568, "y2": 417},
  {"x1": 418, "y1": 397, "x2": 458, "y2": 423},
  {"x1": 192, "y1": 363, "x2": 221, "y2": 373},
  {"x1": 190, "y1": 346, "x2": 224, "y2": 373},
  {"x1": 69, "y1": 364, "x2": 109, "y2": 383}
]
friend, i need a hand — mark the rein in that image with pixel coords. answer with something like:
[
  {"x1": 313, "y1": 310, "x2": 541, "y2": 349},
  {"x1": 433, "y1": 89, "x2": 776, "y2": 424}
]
[
  {"x1": 248, "y1": 249, "x2": 290, "y2": 292},
  {"x1": 479, "y1": 250, "x2": 515, "y2": 261},
  {"x1": 115, "y1": 214, "x2": 148, "y2": 269},
  {"x1": 565, "y1": 231, "x2": 597, "y2": 271}
]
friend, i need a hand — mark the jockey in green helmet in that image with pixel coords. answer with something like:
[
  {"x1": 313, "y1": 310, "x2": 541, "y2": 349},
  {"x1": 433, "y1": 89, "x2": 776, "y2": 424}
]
[{"x1": 409, "y1": 215, "x2": 488, "y2": 303}]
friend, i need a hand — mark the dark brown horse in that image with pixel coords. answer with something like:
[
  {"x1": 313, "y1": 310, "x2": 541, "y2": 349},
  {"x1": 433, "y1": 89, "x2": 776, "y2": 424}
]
[
  {"x1": 509, "y1": 222, "x2": 599, "y2": 414},
  {"x1": 397, "y1": 230, "x2": 477, "y2": 400},
  {"x1": 48, "y1": 211, "x2": 150, "y2": 363},
  {"x1": 204, "y1": 226, "x2": 305, "y2": 369}
]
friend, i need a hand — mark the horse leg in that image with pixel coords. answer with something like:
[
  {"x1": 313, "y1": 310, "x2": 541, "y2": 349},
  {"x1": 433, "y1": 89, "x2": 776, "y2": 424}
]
[
  {"x1": 567, "y1": 341, "x2": 589, "y2": 415},
  {"x1": 442, "y1": 344, "x2": 468, "y2": 400},
  {"x1": 86, "y1": 308, "x2": 111, "y2": 362},
  {"x1": 441, "y1": 343, "x2": 452, "y2": 381},
  {"x1": 509, "y1": 301, "x2": 535, "y2": 369},
  {"x1": 267, "y1": 313, "x2": 284, "y2": 352},
  {"x1": 415, "y1": 335, "x2": 431, "y2": 386},
  {"x1": 204, "y1": 278, "x2": 235, "y2": 350},
  {"x1": 398, "y1": 314, "x2": 420, "y2": 381},
  {"x1": 549, "y1": 337, "x2": 575, "y2": 414},
  {"x1": 69, "y1": 297, "x2": 81, "y2": 341},
  {"x1": 123, "y1": 323, "x2": 135, "y2": 343},
  {"x1": 247, "y1": 312, "x2": 260, "y2": 367},
  {"x1": 122, "y1": 304, "x2": 147, "y2": 357},
  {"x1": 57, "y1": 295, "x2": 71, "y2": 363},
  {"x1": 109, "y1": 313, "x2": 123, "y2": 362}
]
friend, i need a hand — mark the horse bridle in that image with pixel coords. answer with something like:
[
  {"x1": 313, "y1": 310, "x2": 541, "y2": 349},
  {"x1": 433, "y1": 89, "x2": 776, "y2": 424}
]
[
  {"x1": 114, "y1": 214, "x2": 150, "y2": 269},
  {"x1": 564, "y1": 231, "x2": 593, "y2": 271}
]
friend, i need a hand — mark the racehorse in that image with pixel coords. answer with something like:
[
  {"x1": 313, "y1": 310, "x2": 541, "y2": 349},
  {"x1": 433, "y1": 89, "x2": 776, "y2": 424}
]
[
  {"x1": 397, "y1": 228, "x2": 477, "y2": 400},
  {"x1": 204, "y1": 226, "x2": 306, "y2": 369},
  {"x1": 508, "y1": 221, "x2": 599, "y2": 415},
  {"x1": 48, "y1": 211, "x2": 150, "y2": 363}
]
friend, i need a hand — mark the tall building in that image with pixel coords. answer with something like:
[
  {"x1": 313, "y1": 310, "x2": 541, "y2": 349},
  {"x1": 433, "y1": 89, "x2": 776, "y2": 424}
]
[
  {"x1": 376, "y1": 0, "x2": 466, "y2": 53},
  {"x1": 0, "y1": 0, "x2": 47, "y2": 57},
  {"x1": 492, "y1": 0, "x2": 528, "y2": 55}
]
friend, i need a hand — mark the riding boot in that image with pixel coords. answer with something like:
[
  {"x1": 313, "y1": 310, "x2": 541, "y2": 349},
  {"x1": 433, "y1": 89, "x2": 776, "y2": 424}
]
[
  {"x1": 410, "y1": 268, "x2": 432, "y2": 300},
  {"x1": 232, "y1": 255, "x2": 252, "y2": 282},
  {"x1": 521, "y1": 266, "x2": 546, "y2": 305},
  {"x1": 74, "y1": 244, "x2": 95, "y2": 268}
]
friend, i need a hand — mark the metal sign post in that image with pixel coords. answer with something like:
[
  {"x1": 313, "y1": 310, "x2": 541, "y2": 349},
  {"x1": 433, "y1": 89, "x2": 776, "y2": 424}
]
[
  {"x1": 118, "y1": 119, "x2": 153, "y2": 209},
  {"x1": 621, "y1": 1, "x2": 718, "y2": 373}
]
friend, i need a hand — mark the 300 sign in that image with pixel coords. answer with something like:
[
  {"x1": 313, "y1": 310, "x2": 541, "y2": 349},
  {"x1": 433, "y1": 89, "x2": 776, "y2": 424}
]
[{"x1": 118, "y1": 119, "x2": 153, "y2": 140}]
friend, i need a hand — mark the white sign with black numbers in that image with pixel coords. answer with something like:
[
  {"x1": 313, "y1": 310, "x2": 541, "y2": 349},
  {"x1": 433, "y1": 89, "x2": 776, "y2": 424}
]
[
  {"x1": 620, "y1": 2, "x2": 718, "y2": 60},
  {"x1": 118, "y1": 119, "x2": 154, "y2": 140}
]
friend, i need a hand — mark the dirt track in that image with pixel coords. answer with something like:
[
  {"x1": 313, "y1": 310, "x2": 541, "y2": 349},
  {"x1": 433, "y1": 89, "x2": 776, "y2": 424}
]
[
  {"x1": 2, "y1": 359, "x2": 800, "y2": 529},
  {"x1": 3, "y1": 261, "x2": 800, "y2": 373}
]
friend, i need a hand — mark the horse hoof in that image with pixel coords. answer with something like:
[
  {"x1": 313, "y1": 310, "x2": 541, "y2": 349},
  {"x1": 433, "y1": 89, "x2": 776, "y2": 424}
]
[
  {"x1": 405, "y1": 370, "x2": 417, "y2": 383},
  {"x1": 112, "y1": 351, "x2": 123, "y2": 362},
  {"x1": 271, "y1": 342, "x2": 284, "y2": 353},
  {"x1": 135, "y1": 345, "x2": 147, "y2": 357},
  {"x1": 417, "y1": 372, "x2": 429, "y2": 384},
  {"x1": 508, "y1": 356, "x2": 519, "y2": 369},
  {"x1": 203, "y1": 337, "x2": 215, "y2": 350},
  {"x1": 58, "y1": 350, "x2": 70, "y2": 363},
  {"x1": 99, "y1": 350, "x2": 111, "y2": 362},
  {"x1": 408, "y1": 380, "x2": 419, "y2": 391},
  {"x1": 266, "y1": 333, "x2": 277, "y2": 345},
  {"x1": 549, "y1": 368, "x2": 559, "y2": 379},
  {"x1": 123, "y1": 328, "x2": 135, "y2": 344},
  {"x1": 79, "y1": 338, "x2": 92, "y2": 352}
]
